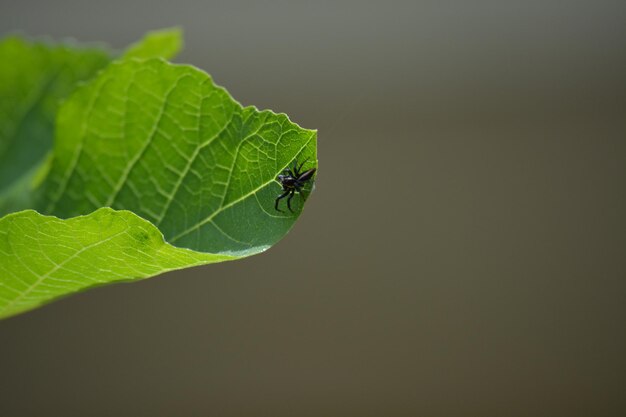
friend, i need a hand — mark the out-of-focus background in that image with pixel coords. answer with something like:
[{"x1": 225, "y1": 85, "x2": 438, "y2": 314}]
[{"x1": 1, "y1": 1, "x2": 625, "y2": 416}]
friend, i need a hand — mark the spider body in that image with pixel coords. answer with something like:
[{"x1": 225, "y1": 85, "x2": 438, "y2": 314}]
[{"x1": 275, "y1": 160, "x2": 316, "y2": 212}]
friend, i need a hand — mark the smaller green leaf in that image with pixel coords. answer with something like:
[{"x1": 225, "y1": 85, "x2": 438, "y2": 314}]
[
  {"x1": 0, "y1": 36, "x2": 110, "y2": 214},
  {"x1": 0, "y1": 208, "x2": 233, "y2": 319},
  {"x1": 0, "y1": 29, "x2": 184, "y2": 216},
  {"x1": 123, "y1": 27, "x2": 183, "y2": 60}
]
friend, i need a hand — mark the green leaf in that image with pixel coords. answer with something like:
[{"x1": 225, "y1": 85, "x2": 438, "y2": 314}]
[
  {"x1": 123, "y1": 27, "x2": 183, "y2": 60},
  {"x1": 40, "y1": 58, "x2": 317, "y2": 254},
  {"x1": 0, "y1": 208, "x2": 233, "y2": 319},
  {"x1": 0, "y1": 30, "x2": 183, "y2": 216},
  {"x1": 0, "y1": 57, "x2": 317, "y2": 319},
  {"x1": 0, "y1": 36, "x2": 110, "y2": 214}
]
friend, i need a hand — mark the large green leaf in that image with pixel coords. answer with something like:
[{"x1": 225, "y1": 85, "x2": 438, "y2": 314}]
[
  {"x1": 0, "y1": 29, "x2": 183, "y2": 216},
  {"x1": 0, "y1": 54, "x2": 317, "y2": 319},
  {"x1": 40, "y1": 57, "x2": 317, "y2": 253}
]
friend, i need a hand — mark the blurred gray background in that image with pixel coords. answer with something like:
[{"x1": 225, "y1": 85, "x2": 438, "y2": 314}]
[{"x1": 1, "y1": 1, "x2": 625, "y2": 416}]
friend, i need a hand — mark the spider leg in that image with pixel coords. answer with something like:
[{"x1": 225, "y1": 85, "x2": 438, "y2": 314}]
[
  {"x1": 274, "y1": 189, "x2": 290, "y2": 212},
  {"x1": 287, "y1": 189, "x2": 296, "y2": 212},
  {"x1": 294, "y1": 158, "x2": 309, "y2": 177}
]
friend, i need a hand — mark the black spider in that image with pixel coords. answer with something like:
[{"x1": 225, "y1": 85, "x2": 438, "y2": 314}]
[{"x1": 275, "y1": 160, "x2": 316, "y2": 212}]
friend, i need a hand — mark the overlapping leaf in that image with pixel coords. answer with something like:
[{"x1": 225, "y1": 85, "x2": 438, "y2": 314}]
[
  {"x1": 0, "y1": 28, "x2": 183, "y2": 215},
  {"x1": 0, "y1": 36, "x2": 110, "y2": 214}
]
